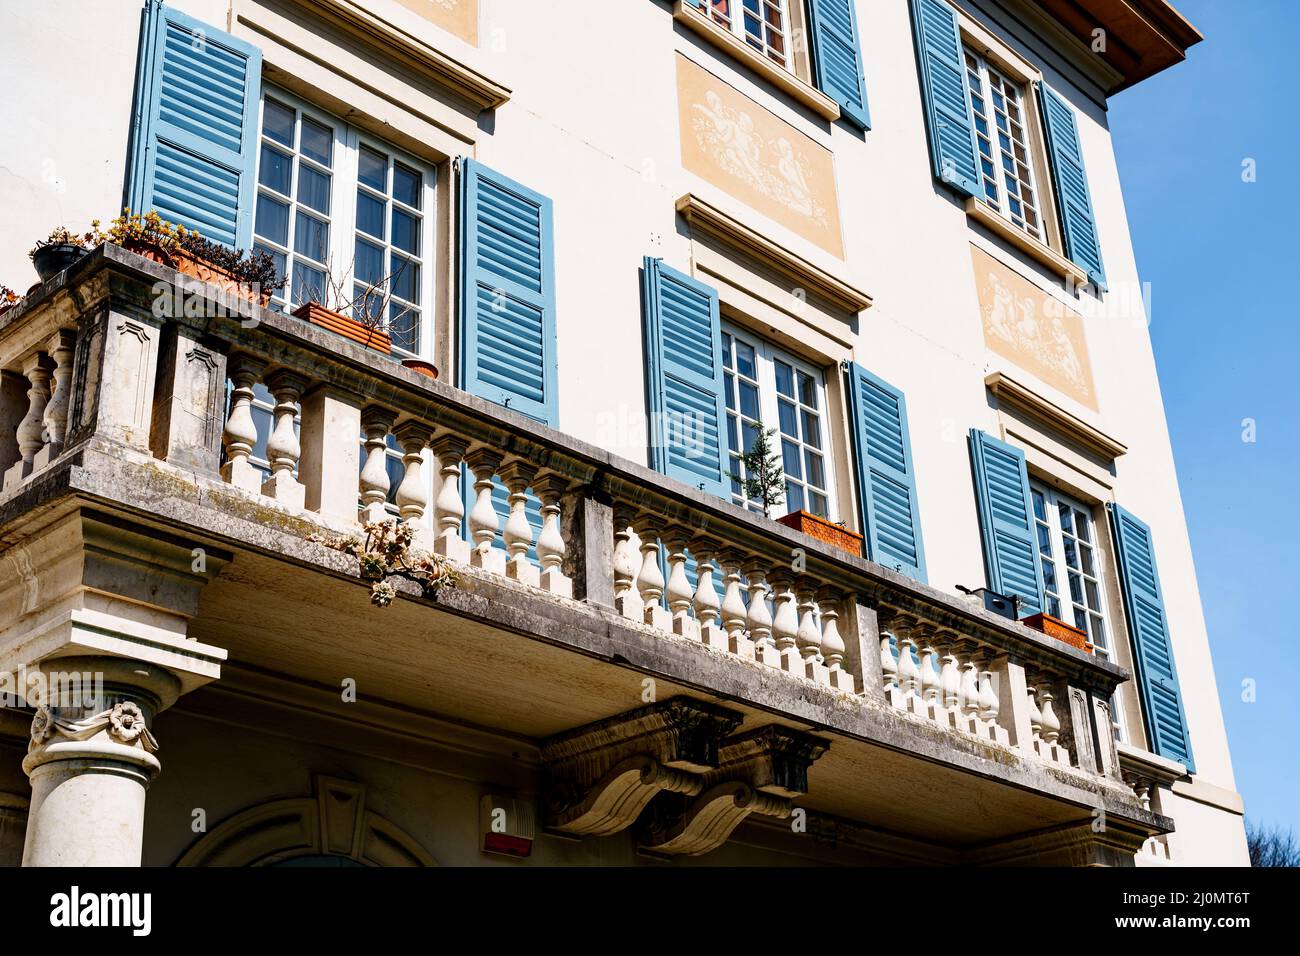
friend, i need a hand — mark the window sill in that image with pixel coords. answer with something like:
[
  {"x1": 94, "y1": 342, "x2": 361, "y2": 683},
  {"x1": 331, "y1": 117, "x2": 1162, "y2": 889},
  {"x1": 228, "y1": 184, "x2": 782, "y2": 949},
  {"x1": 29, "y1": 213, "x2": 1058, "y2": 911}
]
[
  {"x1": 965, "y1": 198, "x2": 1087, "y2": 288},
  {"x1": 673, "y1": 1, "x2": 840, "y2": 123},
  {"x1": 676, "y1": 192, "x2": 873, "y2": 314}
]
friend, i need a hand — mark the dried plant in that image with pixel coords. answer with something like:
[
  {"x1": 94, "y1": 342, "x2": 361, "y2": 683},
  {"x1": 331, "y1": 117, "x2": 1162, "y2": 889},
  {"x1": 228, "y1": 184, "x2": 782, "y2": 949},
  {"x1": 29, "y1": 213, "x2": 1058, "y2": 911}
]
[
  {"x1": 292, "y1": 252, "x2": 420, "y2": 343},
  {"x1": 92, "y1": 210, "x2": 285, "y2": 292},
  {"x1": 312, "y1": 519, "x2": 457, "y2": 607},
  {"x1": 0, "y1": 285, "x2": 20, "y2": 310}
]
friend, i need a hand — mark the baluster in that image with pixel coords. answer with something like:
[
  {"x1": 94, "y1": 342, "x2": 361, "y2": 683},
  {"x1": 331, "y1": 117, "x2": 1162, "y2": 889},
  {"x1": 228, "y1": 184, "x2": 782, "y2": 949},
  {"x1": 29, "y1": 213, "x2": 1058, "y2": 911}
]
[
  {"x1": 1026, "y1": 680, "x2": 1045, "y2": 756},
  {"x1": 977, "y1": 651, "x2": 1003, "y2": 743},
  {"x1": 893, "y1": 615, "x2": 922, "y2": 714},
  {"x1": 663, "y1": 527, "x2": 697, "y2": 639},
  {"x1": 500, "y1": 460, "x2": 540, "y2": 587},
  {"x1": 535, "y1": 474, "x2": 571, "y2": 597},
  {"x1": 915, "y1": 623, "x2": 941, "y2": 720},
  {"x1": 689, "y1": 536, "x2": 724, "y2": 648},
  {"x1": 466, "y1": 449, "x2": 506, "y2": 575},
  {"x1": 1040, "y1": 684, "x2": 1064, "y2": 764},
  {"x1": 818, "y1": 589, "x2": 853, "y2": 692},
  {"x1": 768, "y1": 571, "x2": 802, "y2": 672},
  {"x1": 880, "y1": 631, "x2": 901, "y2": 706},
  {"x1": 960, "y1": 647, "x2": 982, "y2": 734},
  {"x1": 612, "y1": 504, "x2": 640, "y2": 620},
  {"x1": 719, "y1": 550, "x2": 752, "y2": 660},
  {"x1": 796, "y1": 580, "x2": 826, "y2": 684},
  {"x1": 634, "y1": 514, "x2": 670, "y2": 630},
  {"x1": 938, "y1": 635, "x2": 962, "y2": 730},
  {"x1": 430, "y1": 436, "x2": 470, "y2": 562},
  {"x1": 394, "y1": 421, "x2": 434, "y2": 550},
  {"x1": 34, "y1": 329, "x2": 75, "y2": 470},
  {"x1": 745, "y1": 560, "x2": 776, "y2": 667},
  {"x1": 359, "y1": 406, "x2": 396, "y2": 525},
  {"x1": 219, "y1": 354, "x2": 266, "y2": 493},
  {"x1": 260, "y1": 370, "x2": 308, "y2": 509},
  {"x1": 1, "y1": 351, "x2": 52, "y2": 491}
]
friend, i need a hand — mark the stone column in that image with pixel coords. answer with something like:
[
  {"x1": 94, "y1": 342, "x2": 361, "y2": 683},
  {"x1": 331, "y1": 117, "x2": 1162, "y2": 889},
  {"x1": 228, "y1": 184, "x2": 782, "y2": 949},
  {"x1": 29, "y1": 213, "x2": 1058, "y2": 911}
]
[{"x1": 21, "y1": 657, "x2": 182, "y2": 867}]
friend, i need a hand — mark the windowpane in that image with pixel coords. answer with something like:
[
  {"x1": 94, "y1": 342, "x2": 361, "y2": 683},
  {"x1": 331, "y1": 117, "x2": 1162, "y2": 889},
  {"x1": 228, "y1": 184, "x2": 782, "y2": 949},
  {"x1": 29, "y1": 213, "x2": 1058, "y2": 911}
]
[
  {"x1": 393, "y1": 163, "x2": 421, "y2": 208},
  {"x1": 785, "y1": 481, "x2": 804, "y2": 513},
  {"x1": 782, "y1": 439, "x2": 801, "y2": 479},
  {"x1": 736, "y1": 341, "x2": 756, "y2": 379},
  {"x1": 255, "y1": 195, "x2": 289, "y2": 245},
  {"x1": 297, "y1": 165, "x2": 331, "y2": 215},
  {"x1": 355, "y1": 238, "x2": 384, "y2": 286},
  {"x1": 294, "y1": 213, "x2": 330, "y2": 263},
  {"x1": 391, "y1": 257, "x2": 419, "y2": 303},
  {"x1": 778, "y1": 398, "x2": 798, "y2": 436},
  {"x1": 295, "y1": 263, "x2": 326, "y2": 304},
  {"x1": 300, "y1": 118, "x2": 333, "y2": 166},
  {"x1": 263, "y1": 99, "x2": 295, "y2": 147},
  {"x1": 739, "y1": 382, "x2": 760, "y2": 419},
  {"x1": 358, "y1": 146, "x2": 387, "y2": 190},
  {"x1": 805, "y1": 450, "x2": 824, "y2": 488},
  {"x1": 392, "y1": 209, "x2": 419, "y2": 255},
  {"x1": 802, "y1": 410, "x2": 821, "y2": 448},
  {"x1": 356, "y1": 192, "x2": 385, "y2": 240},
  {"x1": 259, "y1": 145, "x2": 291, "y2": 194},
  {"x1": 774, "y1": 360, "x2": 794, "y2": 398}
]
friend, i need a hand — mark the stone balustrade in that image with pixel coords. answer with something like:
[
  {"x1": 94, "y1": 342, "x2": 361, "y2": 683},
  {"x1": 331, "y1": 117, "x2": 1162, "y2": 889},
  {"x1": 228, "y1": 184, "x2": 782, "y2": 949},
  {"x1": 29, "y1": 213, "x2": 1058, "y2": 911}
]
[{"x1": 0, "y1": 245, "x2": 1131, "y2": 781}]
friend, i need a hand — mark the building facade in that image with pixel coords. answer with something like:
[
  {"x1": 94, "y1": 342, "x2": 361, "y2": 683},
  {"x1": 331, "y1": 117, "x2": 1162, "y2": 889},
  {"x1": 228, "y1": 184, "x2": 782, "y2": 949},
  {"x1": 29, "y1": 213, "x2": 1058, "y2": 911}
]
[{"x1": 0, "y1": 0, "x2": 1248, "y2": 866}]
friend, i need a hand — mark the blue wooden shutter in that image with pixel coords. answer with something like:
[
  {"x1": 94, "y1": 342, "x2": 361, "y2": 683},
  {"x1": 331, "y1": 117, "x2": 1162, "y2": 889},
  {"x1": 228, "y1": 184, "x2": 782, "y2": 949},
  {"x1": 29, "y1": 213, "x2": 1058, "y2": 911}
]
[
  {"x1": 908, "y1": 0, "x2": 980, "y2": 197},
  {"x1": 640, "y1": 257, "x2": 729, "y2": 498},
  {"x1": 126, "y1": 1, "x2": 261, "y2": 248},
  {"x1": 847, "y1": 364, "x2": 926, "y2": 582},
  {"x1": 1108, "y1": 504, "x2": 1195, "y2": 771},
  {"x1": 968, "y1": 429, "x2": 1043, "y2": 616},
  {"x1": 459, "y1": 158, "x2": 559, "y2": 425},
  {"x1": 807, "y1": 0, "x2": 871, "y2": 130},
  {"x1": 1038, "y1": 82, "x2": 1107, "y2": 289}
]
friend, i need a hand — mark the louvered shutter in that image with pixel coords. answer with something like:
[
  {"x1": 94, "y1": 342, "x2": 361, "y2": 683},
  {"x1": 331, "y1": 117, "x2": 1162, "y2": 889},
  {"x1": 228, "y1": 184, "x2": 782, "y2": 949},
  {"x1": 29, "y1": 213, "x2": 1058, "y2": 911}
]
[
  {"x1": 1038, "y1": 82, "x2": 1107, "y2": 290},
  {"x1": 968, "y1": 429, "x2": 1044, "y2": 616},
  {"x1": 807, "y1": 0, "x2": 871, "y2": 130},
  {"x1": 908, "y1": 0, "x2": 980, "y2": 198},
  {"x1": 459, "y1": 158, "x2": 559, "y2": 425},
  {"x1": 640, "y1": 257, "x2": 729, "y2": 498},
  {"x1": 1108, "y1": 504, "x2": 1195, "y2": 771},
  {"x1": 126, "y1": 1, "x2": 261, "y2": 248},
  {"x1": 848, "y1": 365, "x2": 927, "y2": 581}
]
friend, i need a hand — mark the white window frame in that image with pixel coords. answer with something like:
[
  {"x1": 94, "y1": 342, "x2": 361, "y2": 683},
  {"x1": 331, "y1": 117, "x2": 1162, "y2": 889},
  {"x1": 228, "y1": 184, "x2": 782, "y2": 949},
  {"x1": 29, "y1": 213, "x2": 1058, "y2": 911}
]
[
  {"x1": 1031, "y1": 481, "x2": 1128, "y2": 741},
  {"x1": 962, "y1": 47, "x2": 1046, "y2": 242},
  {"x1": 252, "y1": 86, "x2": 437, "y2": 360},
  {"x1": 722, "y1": 324, "x2": 837, "y2": 520},
  {"x1": 698, "y1": 0, "x2": 794, "y2": 71}
]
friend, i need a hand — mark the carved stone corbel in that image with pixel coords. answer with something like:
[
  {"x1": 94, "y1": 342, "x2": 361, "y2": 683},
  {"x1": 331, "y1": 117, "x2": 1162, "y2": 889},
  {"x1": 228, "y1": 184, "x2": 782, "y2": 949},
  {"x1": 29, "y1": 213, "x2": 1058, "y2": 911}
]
[
  {"x1": 540, "y1": 697, "x2": 743, "y2": 837},
  {"x1": 635, "y1": 725, "x2": 829, "y2": 857}
]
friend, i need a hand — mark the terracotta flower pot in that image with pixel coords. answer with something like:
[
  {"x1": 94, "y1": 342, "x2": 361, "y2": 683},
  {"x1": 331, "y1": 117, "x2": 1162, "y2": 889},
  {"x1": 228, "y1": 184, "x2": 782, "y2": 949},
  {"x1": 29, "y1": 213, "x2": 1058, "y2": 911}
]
[
  {"x1": 1021, "y1": 612, "x2": 1093, "y2": 653},
  {"x1": 400, "y1": 358, "x2": 439, "y2": 380},
  {"x1": 776, "y1": 510, "x2": 863, "y2": 557},
  {"x1": 292, "y1": 301, "x2": 392, "y2": 354},
  {"x1": 125, "y1": 240, "x2": 270, "y2": 305}
]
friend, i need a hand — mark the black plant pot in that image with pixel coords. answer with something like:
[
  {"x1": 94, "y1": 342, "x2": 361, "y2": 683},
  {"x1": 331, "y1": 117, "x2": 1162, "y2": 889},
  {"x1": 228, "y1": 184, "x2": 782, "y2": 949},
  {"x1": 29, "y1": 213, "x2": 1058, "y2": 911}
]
[{"x1": 31, "y1": 244, "x2": 87, "y2": 282}]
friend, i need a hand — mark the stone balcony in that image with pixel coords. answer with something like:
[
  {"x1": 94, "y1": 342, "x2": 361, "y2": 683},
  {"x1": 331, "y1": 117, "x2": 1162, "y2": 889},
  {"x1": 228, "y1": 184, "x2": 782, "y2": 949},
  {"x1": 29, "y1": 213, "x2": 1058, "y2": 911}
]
[{"x1": 0, "y1": 245, "x2": 1171, "y2": 865}]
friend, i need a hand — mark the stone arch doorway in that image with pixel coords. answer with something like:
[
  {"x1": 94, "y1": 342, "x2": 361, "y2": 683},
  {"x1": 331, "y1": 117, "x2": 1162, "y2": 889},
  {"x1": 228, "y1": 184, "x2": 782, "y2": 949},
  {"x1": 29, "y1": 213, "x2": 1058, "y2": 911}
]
[{"x1": 176, "y1": 775, "x2": 434, "y2": 867}]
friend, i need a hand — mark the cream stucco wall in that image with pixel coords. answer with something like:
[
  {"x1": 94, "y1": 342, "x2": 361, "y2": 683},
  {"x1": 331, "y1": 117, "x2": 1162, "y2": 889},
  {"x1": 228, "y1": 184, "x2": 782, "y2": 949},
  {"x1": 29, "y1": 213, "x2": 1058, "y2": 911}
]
[{"x1": 0, "y1": 0, "x2": 1247, "y2": 864}]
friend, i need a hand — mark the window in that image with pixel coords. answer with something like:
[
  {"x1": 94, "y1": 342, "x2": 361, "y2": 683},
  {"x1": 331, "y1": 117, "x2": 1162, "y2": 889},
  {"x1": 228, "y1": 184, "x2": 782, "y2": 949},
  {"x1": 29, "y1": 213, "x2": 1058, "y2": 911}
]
[
  {"x1": 255, "y1": 97, "x2": 339, "y2": 309},
  {"x1": 722, "y1": 326, "x2": 835, "y2": 518},
  {"x1": 699, "y1": 0, "x2": 793, "y2": 70},
  {"x1": 1031, "y1": 482, "x2": 1127, "y2": 739},
  {"x1": 252, "y1": 89, "x2": 437, "y2": 358},
  {"x1": 962, "y1": 48, "x2": 1044, "y2": 241}
]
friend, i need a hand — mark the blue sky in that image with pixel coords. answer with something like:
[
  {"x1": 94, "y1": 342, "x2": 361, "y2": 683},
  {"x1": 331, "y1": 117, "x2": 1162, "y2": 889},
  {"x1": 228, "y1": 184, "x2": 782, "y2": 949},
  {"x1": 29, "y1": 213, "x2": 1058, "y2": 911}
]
[{"x1": 1108, "y1": 0, "x2": 1299, "y2": 833}]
